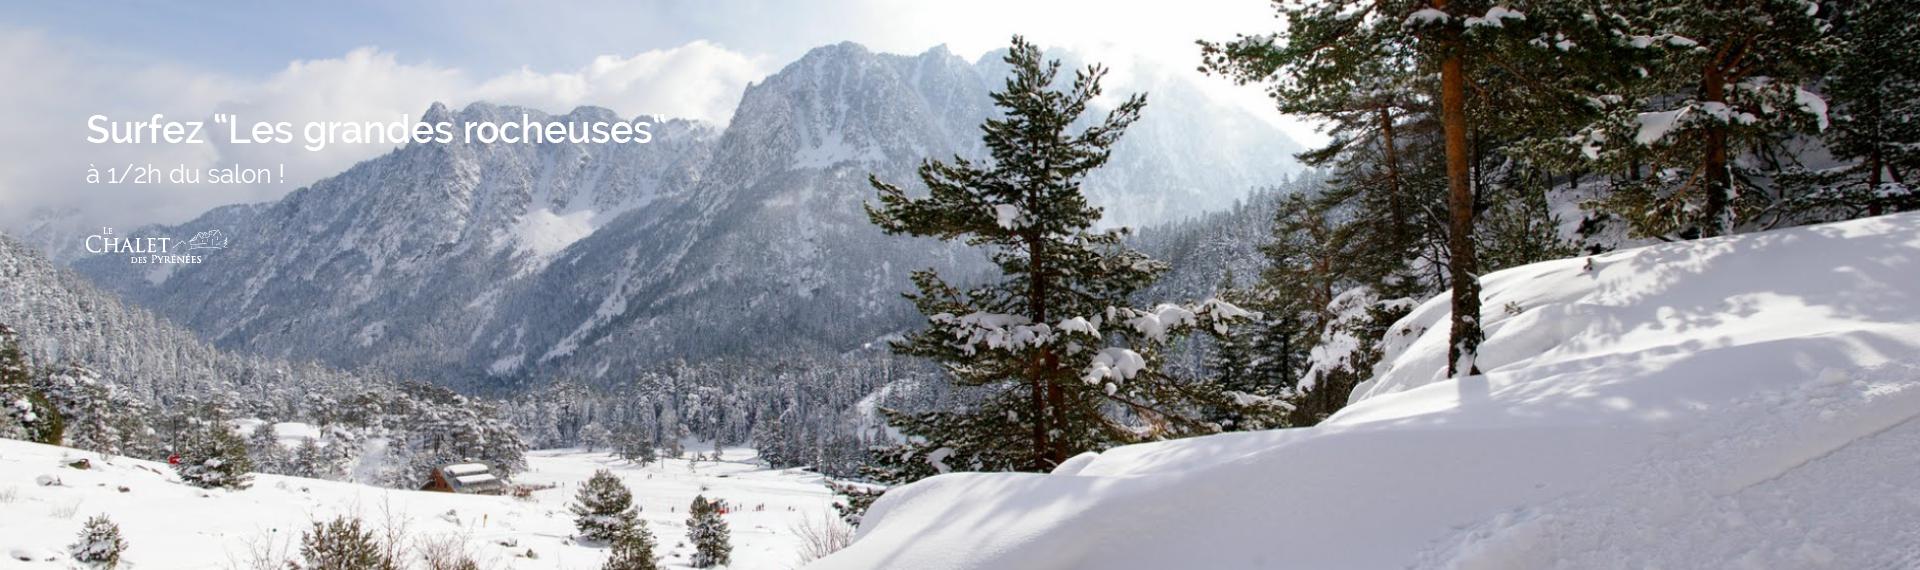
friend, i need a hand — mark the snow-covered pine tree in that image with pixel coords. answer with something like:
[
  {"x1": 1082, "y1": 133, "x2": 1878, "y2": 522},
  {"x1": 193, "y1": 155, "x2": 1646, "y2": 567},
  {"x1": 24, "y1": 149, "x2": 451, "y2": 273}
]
[
  {"x1": 289, "y1": 428, "x2": 355, "y2": 480},
  {"x1": 0, "y1": 323, "x2": 62, "y2": 444},
  {"x1": 292, "y1": 516, "x2": 398, "y2": 570},
  {"x1": 1574, "y1": 0, "x2": 1831, "y2": 238},
  {"x1": 1805, "y1": 0, "x2": 1920, "y2": 216},
  {"x1": 750, "y1": 414, "x2": 800, "y2": 468},
  {"x1": 289, "y1": 437, "x2": 327, "y2": 478},
  {"x1": 383, "y1": 383, "x2": 528, "y2": 488},
  {"x1": 570, "y1": 469, "x2": 640, "y2": 543},
  {"x1": 1203, "y1": 0, "x2": 1596, "y2": 378},
  {"x1": 614, "y1": 429, "x2": 655, "y2": 465},
  {"x1": 172, "y1": 415, "x2": 253, "y2": 489},
  {"x1": 580, "y1": 422, "x2": 612, "y2": 453},
  {"x1": 246, "y1": 423, "x2": 285, "y2": 475},
  {"x1": 685, "y1": 495, "x2": 731, "y2": 568},
  {"x1": 601, "y1": 522, "x2": 659, "y2": 570},
  {"x1": 68, "y1": 514, "x2": 126, "y2": 568},
  {"x1": 1206, "y1": 273, "x2": 1258, "y2": 394},
  {"x1": 865, "y1": 36, "x2": 1278, "y2": 478},
  {"x1": 1201, "y1": 274, "x2": 1297, "y2": 431},
  {"x1": 827, "y1": 480, "x2": 882, "y2": 527},
  {"x1": 36, "y1": 363, "x2": 150, "y2": 455}
]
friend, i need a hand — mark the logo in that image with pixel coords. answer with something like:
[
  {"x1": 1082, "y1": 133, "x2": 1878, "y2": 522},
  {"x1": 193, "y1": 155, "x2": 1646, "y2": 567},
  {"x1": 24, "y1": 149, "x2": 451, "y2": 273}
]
[
  {"x1": 186, "y1": 230, "x2": 229, "y2": 250},
  {"x1": 84, "y1": 226, "x2": 229, "y2": 265}
]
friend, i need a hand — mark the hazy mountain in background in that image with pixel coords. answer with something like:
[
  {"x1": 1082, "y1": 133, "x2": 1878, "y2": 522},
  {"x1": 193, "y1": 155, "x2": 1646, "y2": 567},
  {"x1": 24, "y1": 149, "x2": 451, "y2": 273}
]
[
  {"x1": 65, "y1": 42, "x2": 1300, "y2": 388},
  {"x1": 0, "y1": 233, "x2": 378, "y2": 407}
]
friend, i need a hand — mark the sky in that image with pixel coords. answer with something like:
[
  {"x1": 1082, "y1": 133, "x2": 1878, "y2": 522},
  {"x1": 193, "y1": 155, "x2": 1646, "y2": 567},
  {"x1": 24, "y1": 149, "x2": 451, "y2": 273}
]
[{"x1": 0, "y1": 0, "x2": 1322, "y2": 234}]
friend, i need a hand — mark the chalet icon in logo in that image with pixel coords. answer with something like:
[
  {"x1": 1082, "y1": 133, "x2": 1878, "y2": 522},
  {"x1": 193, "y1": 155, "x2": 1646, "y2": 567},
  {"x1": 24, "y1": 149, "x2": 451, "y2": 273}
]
[{"x1": 186, "y1": 230, "x2": 229, "y2": 250}]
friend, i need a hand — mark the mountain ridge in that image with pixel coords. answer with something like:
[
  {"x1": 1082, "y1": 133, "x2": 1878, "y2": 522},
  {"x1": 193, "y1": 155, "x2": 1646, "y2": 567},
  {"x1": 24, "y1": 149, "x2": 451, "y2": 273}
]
[{"x1": 65, "y1": 41, "x2": 1301, "y2": 389}]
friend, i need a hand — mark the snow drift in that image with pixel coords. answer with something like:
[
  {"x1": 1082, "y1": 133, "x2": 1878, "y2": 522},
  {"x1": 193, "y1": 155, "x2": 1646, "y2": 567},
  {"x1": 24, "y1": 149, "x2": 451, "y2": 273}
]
[{"x1": 813, "y1": 212, "x2": 1920, "y2": 569}]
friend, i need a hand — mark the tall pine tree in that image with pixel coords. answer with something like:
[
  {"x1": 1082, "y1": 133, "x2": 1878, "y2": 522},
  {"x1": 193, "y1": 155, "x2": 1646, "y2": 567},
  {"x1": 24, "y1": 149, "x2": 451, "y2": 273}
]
[
  {"x1": 1205, "y1": 1, "x2": 1592, "y2": 379},
  {"x1": 685, "y1": 495, "x2": 731, "y2": 568},
  {"x1": 867, "y1": 36, "x2": 1277, "y2": 477},
  {"x1": 1574, "y1": 0, "x2": 1832, "y2": 237}
]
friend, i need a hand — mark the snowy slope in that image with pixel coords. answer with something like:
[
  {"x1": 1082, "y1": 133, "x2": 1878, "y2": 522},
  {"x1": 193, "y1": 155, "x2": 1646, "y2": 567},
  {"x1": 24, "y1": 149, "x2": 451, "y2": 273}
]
[
  {"x1": 814, "y1": 212, "x2": 1920, "y2": 569},
  {"x1": 0, "y1": 443, "x2": 838, "y2": 569}
]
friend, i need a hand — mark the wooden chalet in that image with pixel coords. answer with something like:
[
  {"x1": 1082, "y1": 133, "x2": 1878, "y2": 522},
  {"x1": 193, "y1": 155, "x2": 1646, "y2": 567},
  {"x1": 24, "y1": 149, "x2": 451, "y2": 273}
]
[{"x1": 422, "y1": 462, "x2": 507, "y2": 495}]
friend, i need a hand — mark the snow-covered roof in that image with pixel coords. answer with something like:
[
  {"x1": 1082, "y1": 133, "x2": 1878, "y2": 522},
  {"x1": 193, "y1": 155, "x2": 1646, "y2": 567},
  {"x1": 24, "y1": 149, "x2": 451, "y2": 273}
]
[
  {"x1": 443, "y1": 463, "x2": 490, "y2": 476},
  {"x1": 453, "y1": 473, "x2": 498, "y2": 485}
]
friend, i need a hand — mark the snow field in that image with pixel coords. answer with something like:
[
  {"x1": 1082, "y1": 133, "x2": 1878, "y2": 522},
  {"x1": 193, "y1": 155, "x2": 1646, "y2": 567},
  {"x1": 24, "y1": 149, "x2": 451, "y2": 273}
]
[
  {"x1": 0, "y1": 444, "x2": 839, "y2": 569},
  {"x1": 814, "y1": 212, "x2": 1920, "y2": 569}
]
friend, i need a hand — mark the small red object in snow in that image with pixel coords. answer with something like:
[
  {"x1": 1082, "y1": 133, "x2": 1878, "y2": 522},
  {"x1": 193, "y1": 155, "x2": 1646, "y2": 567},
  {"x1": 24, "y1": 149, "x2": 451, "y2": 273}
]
[{"x1": 167, "y1": 454, "x2": 181, "y2": 465}]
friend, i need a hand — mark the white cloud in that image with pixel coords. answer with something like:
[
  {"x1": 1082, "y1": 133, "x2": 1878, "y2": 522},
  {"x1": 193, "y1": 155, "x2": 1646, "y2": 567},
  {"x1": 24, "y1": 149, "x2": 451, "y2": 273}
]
[
  {"x1": 473, "y1": 41, "x2": 769, "y2": 126},
  {"x1": 797, "y1": 0, "x2": 1329, "y2": 148},
  {"x1": 0, "y1": 32, "x2": 769, "y2": 232}
]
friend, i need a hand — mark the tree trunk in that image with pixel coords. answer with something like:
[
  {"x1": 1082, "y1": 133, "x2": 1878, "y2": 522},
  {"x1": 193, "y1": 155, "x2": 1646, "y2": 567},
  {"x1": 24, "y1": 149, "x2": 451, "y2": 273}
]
[
  {"x1": 1701, "y1": 63, "x2": 1731, "y2": 237},
  {"x1": 1045, "y1": 353, "x2": 1067, "y2": 465},
  {"x1": 1378, "y1": 106, "x2": 1408, "y2": 248},
  {"x1": 1026, "y1": 233, "x2": 1053, "y2": 471},
  {"x1": 1438, "y1": 0, "x2": 1482, "y2": 377},
  {"x1": 1868, "y1": 147, "x2": 1884, "y2": 216}
]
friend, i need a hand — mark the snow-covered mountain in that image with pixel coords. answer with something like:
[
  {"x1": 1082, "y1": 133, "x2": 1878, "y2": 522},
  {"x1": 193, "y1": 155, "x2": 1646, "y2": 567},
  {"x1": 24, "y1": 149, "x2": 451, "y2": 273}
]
[
  {"x1": 66, "y1": 42, "x2": 1300, "y2": 386},
  {"x1": 0, "y1": 233, "x2": 377, "y2": 407},
  {"x1": 816, "y1": 212, "x2": 1920, "y2": 569}
]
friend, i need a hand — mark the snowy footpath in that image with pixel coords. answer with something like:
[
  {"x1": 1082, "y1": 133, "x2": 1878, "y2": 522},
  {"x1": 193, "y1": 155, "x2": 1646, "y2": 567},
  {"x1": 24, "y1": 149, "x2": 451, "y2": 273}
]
[
  {"x1": 0, "y1": 446, "x2": 838, "y2": 569},
  {"x1": 815, "y1": 212, "x2": 1920, "y2": 569}
]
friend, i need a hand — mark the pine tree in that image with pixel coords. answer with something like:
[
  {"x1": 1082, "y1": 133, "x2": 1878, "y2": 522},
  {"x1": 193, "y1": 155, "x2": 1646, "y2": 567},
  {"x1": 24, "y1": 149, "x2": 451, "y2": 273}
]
[
  {"x1": 685, "y1": 495, "x2": 731, "y2": 568},
  {"x1": 382, "y1": 384, "x2": 528, "y2": 488},
  {"x1": 290, "y1": 437, "x2": 328, "y2": 478},
  {"x1": 1255, "y1": 191, "x2": 1343, "y2": 382},
  {"x1": 37, "y1": 363, "x2": 151, "y2": 456},
  {"x1": 866, "y1": 36, "x2": 1273, "y2": 477},
  {"x1": 580, "y1": 422, "x2": 612, "y2": 453},
  {"x1": 750, "y1": 415, "x2": 797, "y2": 468},
  {"x1": 1202, "y1": 0, "x2": 1592, "y2": 378},
  {"x1": 69, "y1": 514, "x2": 126, "y2": 568},
  {"x1": 172, "y1": 415, "x2": 254, "y2": 489},
  {"x1": 0, "y1": 323, "x2": 62, "y2": 445},
  {"x1": 1426, "y1": 0, "x2": 1487, "y2": 377},
  {"x1": 570, "y1": 469, "x2": 640, "y2": 543},
  {"x1": 1574, "y1": 0, "x2": 1832, "y2": 237},
  {"x1": 614, "y1": 430, "x2": 655, "y2": 466},
  {"x1": 292, "y1": 517, "x2": 398, "y2": 570},
  {"x1": 600, "y1": 522, "x2": 659, "y2": 570},
  {"x1": 1805, "y1": 0, "x2": 1920, "y2": 216},
  {"x1": 288, "y1": 429, "x2": 355, "y2": 480},
  {"x1": 1206, "y1": 274, "x2": 1257, "y2": 394},
  {"x1": 247, "y1": 423, "x2": 285, "y2": 475},
  {"x1": 826, "y1": 480, "x2": 883, "y2": 527}
]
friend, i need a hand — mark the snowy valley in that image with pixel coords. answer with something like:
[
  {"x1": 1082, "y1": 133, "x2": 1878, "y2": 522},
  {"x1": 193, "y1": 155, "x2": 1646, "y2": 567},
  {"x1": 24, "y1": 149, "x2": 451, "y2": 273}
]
[
  {"x1": 3, "y1": 0, "x2": 1917, "y2": 566},
  {"x1": 1, "y1": 441, "x2": 842, "y2": 569}
]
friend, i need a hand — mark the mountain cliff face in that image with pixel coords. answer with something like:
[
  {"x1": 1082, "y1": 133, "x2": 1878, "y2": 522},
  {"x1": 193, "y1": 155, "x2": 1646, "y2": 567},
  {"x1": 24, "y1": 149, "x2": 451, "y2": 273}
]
[
  {"x1": 73, "y1": 104, "x2": 719, "y2": 382},
  {"x1": 68, "y1": 43, "x2": 1299, "y2": 387}
]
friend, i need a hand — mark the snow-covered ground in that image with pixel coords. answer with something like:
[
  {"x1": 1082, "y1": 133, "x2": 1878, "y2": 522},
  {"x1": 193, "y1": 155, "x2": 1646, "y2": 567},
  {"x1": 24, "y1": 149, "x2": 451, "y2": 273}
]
[
  {"x1": 816, "y1": 212, "x2": 1920, "y2": 569},
  {"x1": 0, "y1": 444, "x2": 838, "y2": 569}
]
